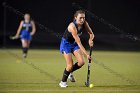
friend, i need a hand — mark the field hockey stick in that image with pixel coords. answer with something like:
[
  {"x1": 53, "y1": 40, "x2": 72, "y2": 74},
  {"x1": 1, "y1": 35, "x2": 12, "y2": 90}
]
[
  {"x1": 9, "y1": 35, "x2": 19, "y2": 40},
  {"x1": 85, "y1": 46, "x2": 93, "y2": 87}
]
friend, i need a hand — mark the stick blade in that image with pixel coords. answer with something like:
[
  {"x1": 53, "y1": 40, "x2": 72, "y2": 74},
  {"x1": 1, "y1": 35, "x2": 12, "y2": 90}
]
[
  {"x1": 9, "y1": 36, "x2": 18, "y2": 40},
  {"x1": 85, "y1": 82, "x2": 89, "y2": 87}
]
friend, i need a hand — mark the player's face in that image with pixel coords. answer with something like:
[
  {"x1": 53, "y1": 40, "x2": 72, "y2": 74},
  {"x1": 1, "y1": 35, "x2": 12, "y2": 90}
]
[
  {"x1": 24, "y1": 14, "x2": 30, "y2": 20},
  {"x1": 75, "y1": 13, "x2": 85, "y2": 25}
]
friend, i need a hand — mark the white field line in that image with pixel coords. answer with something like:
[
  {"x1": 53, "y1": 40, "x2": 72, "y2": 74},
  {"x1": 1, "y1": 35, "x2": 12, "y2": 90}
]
[{"x1": 0, "y1": 89, "x2": 140, "y2": 92}]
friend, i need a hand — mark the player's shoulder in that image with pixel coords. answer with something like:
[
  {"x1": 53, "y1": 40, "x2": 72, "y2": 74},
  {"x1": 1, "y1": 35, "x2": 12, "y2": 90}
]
[
  {"x1": 68, "y1": 22, "x2": 75, "y2": 29},
  {"x1": 68, "y1": 22, "x2": 77, "y2": 33},
  {"x1": 30, "y1": 20, "x2": 35, "y2": 24},
  {"x1": 84, "y1": 20, "x2": 88, "y2": 25}
]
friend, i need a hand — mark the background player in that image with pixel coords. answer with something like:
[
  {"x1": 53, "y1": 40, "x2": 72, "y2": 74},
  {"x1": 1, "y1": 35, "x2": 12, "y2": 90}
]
[
  {"x1": 14, "y1": 13, "x2": 36, "y2": 58},
  {"x1": 59, "y1": 10, "x2": 94, "y2": 87}
]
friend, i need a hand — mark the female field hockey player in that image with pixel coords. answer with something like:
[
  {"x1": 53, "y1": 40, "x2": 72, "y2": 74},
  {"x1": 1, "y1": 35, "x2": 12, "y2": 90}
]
[
  {"x1": 14, "y1": 13, "x2": 36, "y2": 58},
  {"x1": 59, "y1": 10, "x2": 94, "y2": 87}
]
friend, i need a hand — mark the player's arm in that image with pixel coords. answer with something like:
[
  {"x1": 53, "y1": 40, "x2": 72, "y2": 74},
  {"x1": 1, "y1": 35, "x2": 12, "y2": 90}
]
[
  {"x1": 68, "y1": 23, "x2": 90, "y2": 59},
  {"x1": 84, "y1": 21, "x2": 94, "y2": 47},
  {"x1": 15, "y1": 21, "x2": 23, "y2": 37},
  {"x1": 30, "y1": 21, "x2": 36, "y2": 36}
]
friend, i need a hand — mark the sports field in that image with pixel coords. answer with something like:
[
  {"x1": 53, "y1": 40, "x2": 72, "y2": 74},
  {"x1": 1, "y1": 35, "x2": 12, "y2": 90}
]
[{"x1": 0, "y1": 49, "x2": 140, "y2": 93}]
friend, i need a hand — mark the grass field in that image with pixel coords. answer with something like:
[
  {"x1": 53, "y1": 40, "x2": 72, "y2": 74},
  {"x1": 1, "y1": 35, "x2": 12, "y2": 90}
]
[{"x1": 0, "y1": 49, "x2": 140, "y2": 93}]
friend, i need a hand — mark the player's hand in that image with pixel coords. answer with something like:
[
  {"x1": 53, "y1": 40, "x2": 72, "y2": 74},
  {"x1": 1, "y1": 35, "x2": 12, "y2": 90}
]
[
  {"x1": 15, "y1": 35, "x2": 19, "y2": 38},
  {"x1": 87, "y1": 55, "x2": 92, "y2": 62},
  {"x1": 10, "y1": 35, "x2": 19, "y2": 40},
  {"x1": 30, "y1": 32, "x2": 34, "y2": 36},
  {"x1": 89, "y1": 39, "x2": 93, "y2": 47}
]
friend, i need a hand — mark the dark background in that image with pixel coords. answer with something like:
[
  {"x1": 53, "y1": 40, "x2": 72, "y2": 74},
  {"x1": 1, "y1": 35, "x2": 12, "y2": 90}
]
[{"x1": 0, "y1": 0, "x2": 140, "y2": 50}]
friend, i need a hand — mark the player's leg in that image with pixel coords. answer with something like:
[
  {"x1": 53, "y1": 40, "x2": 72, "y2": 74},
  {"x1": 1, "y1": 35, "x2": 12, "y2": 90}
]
[
  {"x1": 25, "y1": 40, "x2": 30, "y2": 57},
  {"x1": 67, "y1": 49, "x2": 85, "y2": 82},
  {"x1": 21, "y1": 31, "x2": 32, "y2": 58},
  {"x1": 27, "y1": 40, "x2": 31, "y2": 48},
  {"x1": 21, "y1": 39, "x2": 28, "y2": 58},
  {"x1": 72, "y1": 49, "x2": 85, "y2": 72},
  {"x1": 59, "y1": 52, "x2": 73, "y2": 87},
  {"x1": 27, "y1": 33, "x2": 32, "y2": 48}
]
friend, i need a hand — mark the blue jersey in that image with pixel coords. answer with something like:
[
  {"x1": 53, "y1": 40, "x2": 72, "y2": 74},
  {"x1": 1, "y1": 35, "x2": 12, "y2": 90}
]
[
  {"x1": 60, "y1": 21, "x2": 84, "y2": 54},
  {"x1": 63, "y1": 20, "x2": 84, "y2": 43},
  {"x1": 21, "y1": 21, "x2": 32, "y2": 32},
  {"x1": 20, "y1": 20, "x2": 32, "y2": 41}
]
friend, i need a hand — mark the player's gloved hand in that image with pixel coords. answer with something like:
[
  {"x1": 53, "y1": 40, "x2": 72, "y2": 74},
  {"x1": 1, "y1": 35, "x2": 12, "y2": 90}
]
[{"x1": 89, "y1": 39, "x2": 93, "y2": 47}]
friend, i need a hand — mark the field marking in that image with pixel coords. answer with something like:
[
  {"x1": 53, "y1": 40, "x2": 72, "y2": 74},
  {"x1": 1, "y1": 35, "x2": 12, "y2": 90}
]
[{"x1": 0, "y1": 90, "x2": 140, "y2": 92}]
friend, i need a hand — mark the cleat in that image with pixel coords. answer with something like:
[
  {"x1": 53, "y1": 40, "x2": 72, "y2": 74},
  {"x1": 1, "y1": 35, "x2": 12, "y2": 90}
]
[
  {"x1": 23, "y1": 53, "x2": 27, "y2": 58},
  {"x1": 68, "y1": 73, "x2": 76, "y2": 82},
  {"x1": 59, "y1": 81, "x2": 68, "y2": 88}
]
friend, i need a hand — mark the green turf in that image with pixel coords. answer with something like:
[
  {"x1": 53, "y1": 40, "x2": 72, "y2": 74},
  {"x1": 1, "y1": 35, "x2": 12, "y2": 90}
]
[{"x1": 0, "y1": 49, "x2": 140, "y2": 93}]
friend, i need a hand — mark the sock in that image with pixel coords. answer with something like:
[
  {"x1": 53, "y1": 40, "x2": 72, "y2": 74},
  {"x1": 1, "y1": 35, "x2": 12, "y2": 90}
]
[
  {"x1": 22, "y1": 47, "x2": 28, "y2": 54},
  {"x1": 62, "y1": 69, "x2": 70, "y2": 82},
  {"x1": 71, "y1": 62, "x2": 81, "y2": 72}
]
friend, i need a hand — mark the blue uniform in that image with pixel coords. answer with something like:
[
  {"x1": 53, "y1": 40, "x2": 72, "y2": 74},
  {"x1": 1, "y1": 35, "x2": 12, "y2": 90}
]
[
  {"x1": 60, "y1": 21, "x2": 84, "y2": 54},
  {"x1": 20, "y1": 21, "x2": 32, "y2": 41}
]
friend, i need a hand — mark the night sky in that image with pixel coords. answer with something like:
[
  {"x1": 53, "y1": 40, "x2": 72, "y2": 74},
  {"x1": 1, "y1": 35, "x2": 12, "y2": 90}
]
[{"x1": 0, "y1": 0, "x2": 140, "y2": 50}]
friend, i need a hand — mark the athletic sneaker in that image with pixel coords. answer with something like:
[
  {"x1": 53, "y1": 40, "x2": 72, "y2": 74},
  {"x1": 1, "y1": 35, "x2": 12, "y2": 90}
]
[
  {"x1": 23, "y1": 53, "x2": 27, "y2": 58},
  {"x1": 59, "y1": 81, "x2": 68, "y2": 88},
  {"x1": 68, "y1": 73, "x2": 76, "y2": 82}
]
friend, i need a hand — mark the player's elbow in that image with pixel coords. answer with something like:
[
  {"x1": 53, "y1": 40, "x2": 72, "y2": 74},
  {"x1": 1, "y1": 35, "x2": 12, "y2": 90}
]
[
  {"x1": 32, "y1": 28, "x2": 36, "y2": 33},
  {"x1": 92, "y1": 34, "x2": 95, "y2": 39},
  {"x1": 90, "y1": 32, "x2": 94, "y2": 40}
]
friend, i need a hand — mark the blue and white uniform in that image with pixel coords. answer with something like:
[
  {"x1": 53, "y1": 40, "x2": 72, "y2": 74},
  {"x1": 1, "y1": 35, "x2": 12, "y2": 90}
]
[
  {"x1": 60, "y1": 21, "x2": 84, "y2": 54},
  {"x1": 20, "y1": 21, "x2": 32, "y2": 41}
]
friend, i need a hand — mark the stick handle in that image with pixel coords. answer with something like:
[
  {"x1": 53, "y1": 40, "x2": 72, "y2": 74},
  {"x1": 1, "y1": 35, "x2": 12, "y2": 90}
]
[
  {"x1": 89, "y1": 47, "x2": 93, "y2": 56},
  {"x1": 89, "y1": 47, "x2": 93, "y2": 63}
]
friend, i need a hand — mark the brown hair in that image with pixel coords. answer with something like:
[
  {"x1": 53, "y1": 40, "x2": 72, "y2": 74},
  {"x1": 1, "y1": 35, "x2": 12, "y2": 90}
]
[
  {"x1": 24, "y1": 13, "x2": 30, "y2": 17},
  {"x1": 74, "y1": 10, "x2": 85, "y2": 19}
]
